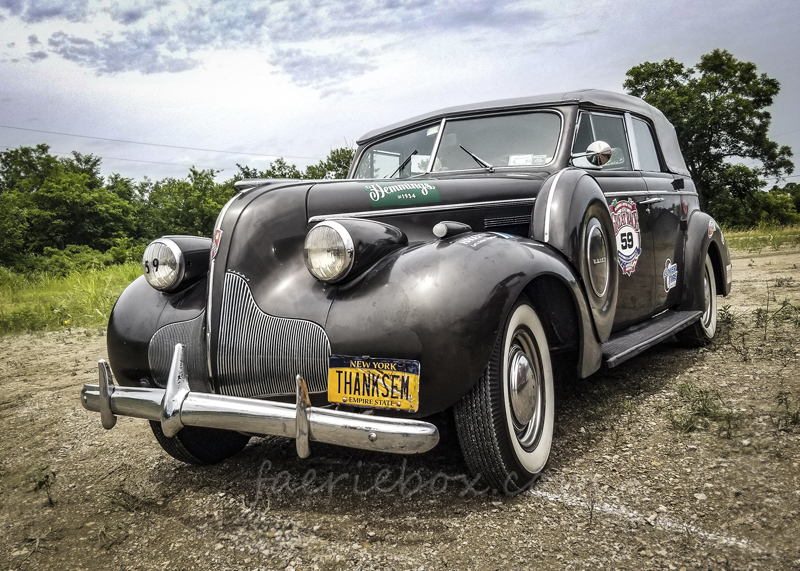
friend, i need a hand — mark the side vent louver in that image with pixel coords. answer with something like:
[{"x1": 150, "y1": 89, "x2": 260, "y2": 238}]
[{"x1": 484, "y1": 215, "x2": 532, "y2": 228}]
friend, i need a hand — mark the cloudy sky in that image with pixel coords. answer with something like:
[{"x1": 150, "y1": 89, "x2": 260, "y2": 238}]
[{"x1": 0, "y1": 0, "x2": 798, "y2": 184}]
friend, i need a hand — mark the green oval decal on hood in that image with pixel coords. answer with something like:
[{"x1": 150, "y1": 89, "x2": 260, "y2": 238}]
[{"x1": 364, "y1": 181, "x2": 441, "y2": 208}]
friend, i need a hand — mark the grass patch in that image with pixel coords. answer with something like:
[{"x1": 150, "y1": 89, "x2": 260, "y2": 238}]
[
  {"x1": 0, "y1": 263, "x2": 140, "y2": 336},
  {"x1": 667, "y1": 381, "x2": 741, "y2": 437},
  {"x1": 775, "y1": 392, "x2": 800, "y2": 427},
  {"x1": 723, "y1": 225, "x2": 800, "y2": 252},
  {"x1": 30, "y1": 465, "x2": 56, "y2": 507}
]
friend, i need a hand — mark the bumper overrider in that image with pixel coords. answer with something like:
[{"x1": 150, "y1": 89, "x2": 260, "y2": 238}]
[{"x1": 81, "y1": 344, "x2": 439, "y2": 457}]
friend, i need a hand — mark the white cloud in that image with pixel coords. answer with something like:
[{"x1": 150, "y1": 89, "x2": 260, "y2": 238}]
[
  {"x1": 0, "y1": 0, "x2": 796, "y2": 182},
  {"x1": 1, "y1": 0, "x2": 553, "y2": 85},
  {"x1": 18, "y1": 0, "x2": 90, "y2": 22}
]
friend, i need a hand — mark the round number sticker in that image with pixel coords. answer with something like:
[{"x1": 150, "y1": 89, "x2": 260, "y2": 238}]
[{"x1": 610, "y1": 200, "x2": 642, "y2": 276}]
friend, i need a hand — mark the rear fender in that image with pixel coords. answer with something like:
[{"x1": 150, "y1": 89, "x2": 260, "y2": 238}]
[
  {"x1": 679, "y1": 212, "x2": 732, "y2": 312},
  {"x1": 325, "y1": 233, "x2": 600, "y2": 417}
]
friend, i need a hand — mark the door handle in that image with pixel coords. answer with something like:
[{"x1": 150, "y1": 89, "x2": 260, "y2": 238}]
[{"x1": 637, "y1": 198, "x2": 664, "y2": 205}]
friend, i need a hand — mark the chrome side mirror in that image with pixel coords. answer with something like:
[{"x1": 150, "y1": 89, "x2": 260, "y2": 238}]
[{"x1": 586, "y1": 141, "x2": 612, "y2": 166}]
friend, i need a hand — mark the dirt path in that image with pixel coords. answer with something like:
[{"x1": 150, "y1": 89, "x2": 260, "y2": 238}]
[{"x1": 1, "y1": 250, "x2": 799, "y2": 570}]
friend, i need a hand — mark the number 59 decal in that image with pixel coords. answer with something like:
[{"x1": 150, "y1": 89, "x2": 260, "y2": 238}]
[{"x1": 610, "y1": 199, "x2": 642, "y2": 276}]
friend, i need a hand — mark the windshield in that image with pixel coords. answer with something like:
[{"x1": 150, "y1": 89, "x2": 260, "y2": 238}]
[
  {"x1": 353, "y1": 124, "x2": 439, "y2": 179},
  {"x1": 353, "y1": 111, "x2": 561, "y2": 179}
]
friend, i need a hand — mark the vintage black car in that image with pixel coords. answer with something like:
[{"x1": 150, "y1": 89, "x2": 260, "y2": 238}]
[{"x1": 81, "y1": 89, "x2": 731, "y2": 491}]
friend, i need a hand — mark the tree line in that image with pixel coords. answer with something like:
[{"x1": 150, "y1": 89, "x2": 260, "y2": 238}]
[
  {"x1": 0, "y1": 145, "x2": 353, "y2": 273},
  {"x1": 0, "y1": 49, "x2": 797, "y2": 275}
]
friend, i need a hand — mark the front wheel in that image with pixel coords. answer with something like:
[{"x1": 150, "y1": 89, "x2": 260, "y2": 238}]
[
  {"x1": 677, "y1": 253, "x2": 717, "y2": 347},
  {"x1": 454, "y1": 298, "x2": 554, "y2": 492},
  {"x1": 150, "y1": 421, "x2": 251, "y2": 465}
]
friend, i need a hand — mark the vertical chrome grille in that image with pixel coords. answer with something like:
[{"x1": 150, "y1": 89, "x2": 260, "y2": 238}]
[
  {"x1": 216, "y1": 272, "x2": 331, "y2": 397},
  {"x1": 149, "y1": 313, "x2": 209, "y2": 391}
]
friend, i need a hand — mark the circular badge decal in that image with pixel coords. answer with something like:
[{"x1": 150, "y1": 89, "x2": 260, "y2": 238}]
[{"x1": 610, "y1": 199, "x2": 642, "y2": 276}]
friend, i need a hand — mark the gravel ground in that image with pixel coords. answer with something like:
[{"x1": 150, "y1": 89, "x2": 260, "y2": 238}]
[{"x1": 1, "y1": 248, "x2": 799, "y2": 570}]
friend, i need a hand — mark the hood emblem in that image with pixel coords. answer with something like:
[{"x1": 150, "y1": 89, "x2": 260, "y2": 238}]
[{"x1": 211, "y1": 229, "x2": 223, "y2": 260}]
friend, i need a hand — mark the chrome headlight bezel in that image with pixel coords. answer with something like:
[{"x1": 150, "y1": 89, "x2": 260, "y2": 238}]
[
  {"x1": 303, "y1": 221, "x2": 355, "y2": 283},
  {"x1": 142, "y1": 238, "x2": 185, "y2": 292}
]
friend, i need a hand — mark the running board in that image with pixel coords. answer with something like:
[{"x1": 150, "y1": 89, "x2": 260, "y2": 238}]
[{"x1": 602, "y1": 310, "x2": 702, "y2": 368}]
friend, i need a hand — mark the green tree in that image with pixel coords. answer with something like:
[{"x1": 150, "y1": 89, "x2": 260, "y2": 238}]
[
  {"x1": 303, "y1": 147, "x2": 355, "y2": 179},
  {"x1": 779, "y1": 182, "x2": 800, "y2": 214},
  {"x1": 25, "y1": 170, "x2": 135, "y2": 252},
  {"x1": 757, "y1": 189, "x2": 800, "y2": 226},
  {"x1": 105, "y1": 173, "x2": 140, "y2": 204},
  {"x1": 0, "y1": 144, "x2": 61, "y2": 195},
  {"x1": 235, "y1": 147, "x2": 354, "y2": 181},
  {"x1": 235, "y1": 164, "x2": 261, "y2": 180},
  {"x1": 0, "y1": 146, "x2": 142, "y2": 267},
  {"x1": 142, "y1": 168, "x2": 234, "y2": 238},
  {"x1": 624, "y1": 49, "x2": 794, "y2": 223},
  {"x1": 262, "y1": 157, "x2": 303, "y2": 179},
  {"x1": 62, "y1": 151, "x2": 104, "y2": 190},
  {"x1": 0, "y1": 192, "x2": 29, "y2": 267},
  {"x1": 104, "y1": 173, "x2": 156, "y2": 242},
  {"x1": 0, "y1": 146, "x2": 104, "y2": 194}
]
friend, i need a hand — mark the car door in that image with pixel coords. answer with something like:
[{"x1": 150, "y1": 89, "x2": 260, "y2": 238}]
[
  {"x1": 572, "y1": 110, "x2": 655, "y2": 329},
  {"x1": 628, "y1": 115, "x2": 686, "y2": 312}
]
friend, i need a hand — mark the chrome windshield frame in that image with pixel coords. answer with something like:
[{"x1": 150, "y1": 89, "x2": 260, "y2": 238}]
[{"x1": 424, "y1": 118, "x2": 446, "y2": 175}]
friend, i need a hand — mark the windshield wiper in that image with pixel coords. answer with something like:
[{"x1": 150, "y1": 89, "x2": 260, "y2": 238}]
[
  {"x1": 385, "y1": 150, "x2": 418, "y2": 179},
  {"x1": 459, "y1": 145, "x2": 494, "y2": 172}
]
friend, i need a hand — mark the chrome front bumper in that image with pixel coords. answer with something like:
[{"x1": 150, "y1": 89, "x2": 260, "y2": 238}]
[{"x1": 81, "y1": 344, "x2": 439, "y2": 457}]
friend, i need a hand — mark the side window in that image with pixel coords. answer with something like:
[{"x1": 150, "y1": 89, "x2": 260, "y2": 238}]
[
  {"x1": 631, "y1": 118, "x2": 661, "y2": 172},
  {"x1": 572, "y1": 112, "x2": 632, "y2": 170},
  {"x1": 573, "y1": 112, "x2": 594, "y2": 155}
]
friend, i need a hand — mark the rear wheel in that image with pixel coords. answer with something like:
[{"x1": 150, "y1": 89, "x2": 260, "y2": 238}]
[
  {"x1": 677, "y1": 253, "x2": 717, "y2": 347},
  {"x1": 150, "y1": 421, "x2": 251, "y2": 465},
  {"x1": 454, "y1": 298, "x2": 554, "y2": 492}
]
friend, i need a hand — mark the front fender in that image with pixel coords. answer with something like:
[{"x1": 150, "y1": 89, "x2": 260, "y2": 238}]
[
  {"x1": 107, "y1": 275, "x2": 209, "y2": 391},
  {"x1": 679, "y1": 212, "x2": 732, "y2": 312},
  {"x1": 531, "y1": 168, "x2": 618, "y2": 342},
  {"x1": 325, "y1": 232, "x2": 599, "y2": 417}
]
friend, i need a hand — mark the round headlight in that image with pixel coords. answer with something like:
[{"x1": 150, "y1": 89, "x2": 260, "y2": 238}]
[
  {"x1": 304, "y1": 221, "x2": 354, "y2": 282},
  {"x1": 142, "y1": 238, "x2": 184, "y2": 291}
]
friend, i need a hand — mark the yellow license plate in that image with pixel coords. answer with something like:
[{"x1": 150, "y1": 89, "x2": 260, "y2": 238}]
[{"x1": 328, "y1": 355, "x2": 420, "y2": 412}]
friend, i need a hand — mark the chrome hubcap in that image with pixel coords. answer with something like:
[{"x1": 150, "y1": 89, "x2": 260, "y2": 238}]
[
  {"x1": 508, "y1": 328, "x2": 543, "y2": 449},
  {"x1": 509, "y1": 346, "x2": 536, "y2": 425}
]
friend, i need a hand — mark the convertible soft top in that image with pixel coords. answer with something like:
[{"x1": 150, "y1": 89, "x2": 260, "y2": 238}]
[{"x1": 356, "y1": 89, "x2": 689, "y2": 176}]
